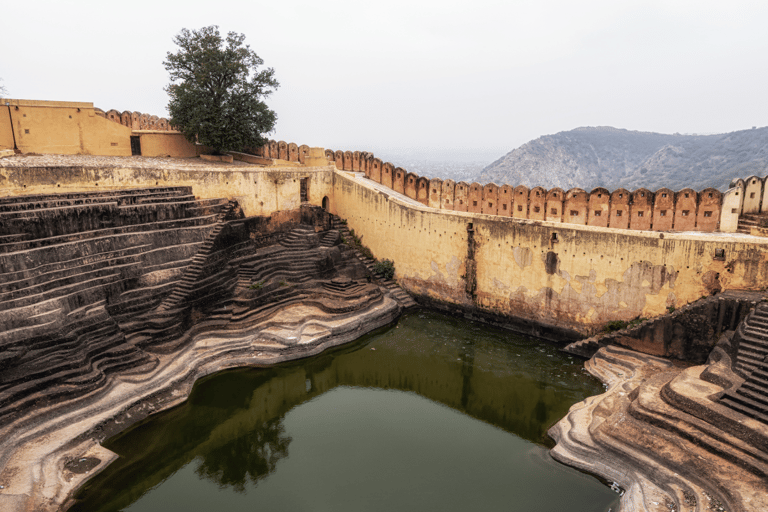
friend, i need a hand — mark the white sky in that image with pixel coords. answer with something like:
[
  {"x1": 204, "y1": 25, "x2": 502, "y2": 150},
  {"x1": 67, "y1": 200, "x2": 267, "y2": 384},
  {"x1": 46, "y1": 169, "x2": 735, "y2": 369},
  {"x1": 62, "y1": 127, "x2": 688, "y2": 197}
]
[{"x1": 2, "y1": 0, "x2": 767, "y2": 162}]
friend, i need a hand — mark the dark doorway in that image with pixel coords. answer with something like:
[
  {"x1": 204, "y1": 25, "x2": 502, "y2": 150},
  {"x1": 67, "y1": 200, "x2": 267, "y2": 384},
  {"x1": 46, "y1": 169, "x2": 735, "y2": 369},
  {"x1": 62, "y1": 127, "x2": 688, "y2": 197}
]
[
  {"x1": 322, "y1": 196, "x2": 329, "y2": 210},
  {"x1": 130, "y1": 136, "x2": 142, "y2": 156},
  {"x1": 300, "y1": 178, "x2": 309, "y2": 202}
]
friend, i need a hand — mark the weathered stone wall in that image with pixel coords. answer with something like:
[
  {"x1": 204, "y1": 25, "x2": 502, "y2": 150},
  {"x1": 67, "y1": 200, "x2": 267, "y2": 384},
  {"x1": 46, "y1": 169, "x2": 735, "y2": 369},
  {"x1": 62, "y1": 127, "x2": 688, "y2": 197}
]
[
  {"x1": 1, "y1": 99, "x2": 133, "y2": 156},
  {"x1": 330, "y1": 170, "x2": 768, "y2": 337},
  {"x1": 0, "y1": 164, "x2": 334, "y2": 218},
  {"x1": 564, "y1": 291, "x2": 761, "y2": 362}
]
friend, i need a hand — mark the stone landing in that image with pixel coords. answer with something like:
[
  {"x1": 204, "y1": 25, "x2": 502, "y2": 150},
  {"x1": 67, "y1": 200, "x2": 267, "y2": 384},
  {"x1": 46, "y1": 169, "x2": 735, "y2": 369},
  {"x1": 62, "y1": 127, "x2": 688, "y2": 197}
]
[{"x1": 549, "y1": 342, "x2": 768, "y2": 512}]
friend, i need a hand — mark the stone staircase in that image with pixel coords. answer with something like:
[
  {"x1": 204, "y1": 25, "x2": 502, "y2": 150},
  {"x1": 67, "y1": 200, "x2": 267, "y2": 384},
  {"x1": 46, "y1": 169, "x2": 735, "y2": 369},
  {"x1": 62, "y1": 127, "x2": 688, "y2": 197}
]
[
  {"x1": 719, "y1": 303, "x2": 768, "y2": 423},
  {"x1": 0, "y1": 187, "x2": 228, "y2": 425},
  {"x1": 737, "y1": 213, "x2": 768, "y2": 234},
  {"x1": 155, "y1": 202, "x2": 236, "y2": 312},
  {"x1": 330, "y1": 216, "x2": 418, "y2": 310}
]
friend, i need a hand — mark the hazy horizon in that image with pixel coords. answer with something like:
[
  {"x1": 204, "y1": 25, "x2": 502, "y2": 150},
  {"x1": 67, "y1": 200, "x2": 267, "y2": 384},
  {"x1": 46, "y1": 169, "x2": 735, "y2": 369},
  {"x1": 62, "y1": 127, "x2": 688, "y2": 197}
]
[{"x1": 2, "y1": 1, "x2": 766, "y2": 166}]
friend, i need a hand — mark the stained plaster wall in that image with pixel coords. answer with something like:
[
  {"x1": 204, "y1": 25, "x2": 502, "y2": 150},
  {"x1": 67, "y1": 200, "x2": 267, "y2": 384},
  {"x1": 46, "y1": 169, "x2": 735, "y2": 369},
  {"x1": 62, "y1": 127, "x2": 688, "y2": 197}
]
[
  {"x1": 0, "y1": 99, "x2": 133, "y2": 156},
  {"x1": 0, "y1": 164, "x2": 334, "y2": 217},
  {"x1": 330, "y1": 170, "x2": 768, "y2": 336}
]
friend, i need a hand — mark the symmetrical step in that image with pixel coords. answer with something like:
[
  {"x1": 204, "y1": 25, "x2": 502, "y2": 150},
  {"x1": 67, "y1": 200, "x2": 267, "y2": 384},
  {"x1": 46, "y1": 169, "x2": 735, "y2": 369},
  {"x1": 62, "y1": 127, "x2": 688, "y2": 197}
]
[
  {"x1": 720, "y1": 302, "x2": 768, "y2": 422},
  {"x1": 330, "y1": 216, "x2": 418, "y2": 310},
  {"x1": 0, "y1": 187, "x2": 228, "y2": 426}
]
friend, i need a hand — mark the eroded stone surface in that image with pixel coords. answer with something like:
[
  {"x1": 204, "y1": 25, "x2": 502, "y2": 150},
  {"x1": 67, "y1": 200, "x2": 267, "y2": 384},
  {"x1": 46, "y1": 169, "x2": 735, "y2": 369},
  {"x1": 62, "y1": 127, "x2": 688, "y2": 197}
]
[
  {"x1": 0, "y1": 190, "x2": 405, "y2": 512},
  {"x1": 549, "y1": 342, "x2": 768, "y2": 512}
]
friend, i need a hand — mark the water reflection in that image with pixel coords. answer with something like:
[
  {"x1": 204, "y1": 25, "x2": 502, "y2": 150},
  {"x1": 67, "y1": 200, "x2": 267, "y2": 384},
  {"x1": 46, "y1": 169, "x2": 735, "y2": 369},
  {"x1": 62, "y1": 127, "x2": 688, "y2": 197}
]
[
  {"x1": 72, "y1": 310, "x2": 612, "y2": 511},
  {"x1": 194, "y1": 417, "x2": 290, "y2": 493}
]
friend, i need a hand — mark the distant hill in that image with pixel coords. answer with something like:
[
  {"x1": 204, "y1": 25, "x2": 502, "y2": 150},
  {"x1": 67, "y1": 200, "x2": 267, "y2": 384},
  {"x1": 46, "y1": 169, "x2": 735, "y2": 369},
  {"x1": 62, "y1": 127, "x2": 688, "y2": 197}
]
[{"x1": 479, "y1": 126, "x2": 768, "y2": 192}]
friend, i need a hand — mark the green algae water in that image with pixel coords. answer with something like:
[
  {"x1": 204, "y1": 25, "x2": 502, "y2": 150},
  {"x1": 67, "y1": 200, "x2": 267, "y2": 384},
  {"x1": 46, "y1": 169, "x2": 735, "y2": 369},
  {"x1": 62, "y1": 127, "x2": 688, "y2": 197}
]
[{"x1": 71, "y1": 310, "x2": 619, "y2": 512}]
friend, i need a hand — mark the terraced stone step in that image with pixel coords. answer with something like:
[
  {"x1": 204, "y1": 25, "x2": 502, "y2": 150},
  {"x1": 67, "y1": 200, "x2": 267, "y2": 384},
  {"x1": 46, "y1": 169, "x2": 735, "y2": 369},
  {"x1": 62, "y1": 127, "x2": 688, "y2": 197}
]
[
  {"x1": 720, "y1": 393, "x2": 768, "y2": 424},
  {"x1": 0, "y1": 214, "x2": 219, "y2": 255}
]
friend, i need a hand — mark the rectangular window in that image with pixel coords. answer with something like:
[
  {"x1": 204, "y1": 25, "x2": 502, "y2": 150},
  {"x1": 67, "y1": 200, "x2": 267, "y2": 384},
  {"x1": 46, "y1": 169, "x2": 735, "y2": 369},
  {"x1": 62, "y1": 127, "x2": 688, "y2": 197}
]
[
  {"x1": 517, "y1": 205, "x2": 523, "y2": 212},
  {"x1": 704, "y1": 211, "x2": 712, "y2": 217},
  {"x1": 660, "y1": 210, "x2": 667, "y2": 217},
  {"x1": 534, "y1": 206, "x2": 541, "y2": 213},
  {"x1": 714, "y1": 249, "x2": 725, "y2": 260},
  {"x1": 570, "y1": 210, "x2": 578, "y2": 216},
  {"x1": 662, "y1": 193, "x2": 667, "y2": 198},
  {"x1": 638, "y1": 211, "x2": 644, "y2": 217},
  {"x1": 682, "y1": 210, "x2": 689, "y2": 216},
  {"x1": 550, "y1": 208, "x2": 557, "y2": 215},
  {"x1": 488, "y1": 202, "x2": 493, "y2": 208},
  {"x1": 732, "y1": 208, "x2": 738, "y2": 214},
  {"x1": 473, "y1": 201, "x2": 478, "y2": 207},
  {"x1": 594, "y1": 210, "x2": 601, "y2": 216},
  {"x1": 616, "y1": 210, "x2": 622, "y2": 217},
  {"x1": 502, "y1": 204, "x2": 507, "y2": 210},
  {"x1": 751, "y1": 192, "x2": 756, "y2": 199}
]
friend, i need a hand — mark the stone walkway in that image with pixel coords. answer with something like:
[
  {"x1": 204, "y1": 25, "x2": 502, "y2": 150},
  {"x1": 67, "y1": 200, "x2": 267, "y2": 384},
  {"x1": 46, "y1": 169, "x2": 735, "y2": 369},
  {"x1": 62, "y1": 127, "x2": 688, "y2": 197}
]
[
  {"x1": 0, "y1": 154, "x2": 258, "y2": 170},
  {"x1": 347, "y1": 172, "x2": 427, "y2": 208}
]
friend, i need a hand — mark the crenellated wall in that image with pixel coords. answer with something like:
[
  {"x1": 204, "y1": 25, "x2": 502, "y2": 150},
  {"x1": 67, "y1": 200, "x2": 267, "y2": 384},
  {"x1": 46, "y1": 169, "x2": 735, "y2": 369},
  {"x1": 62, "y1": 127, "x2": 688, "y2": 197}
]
[
  {"x1": 101, "y1": 108, "x2": 173, "y2": 131},
  {"x1": 329, "y1": 169, "x2": 768, "y2": 338}
]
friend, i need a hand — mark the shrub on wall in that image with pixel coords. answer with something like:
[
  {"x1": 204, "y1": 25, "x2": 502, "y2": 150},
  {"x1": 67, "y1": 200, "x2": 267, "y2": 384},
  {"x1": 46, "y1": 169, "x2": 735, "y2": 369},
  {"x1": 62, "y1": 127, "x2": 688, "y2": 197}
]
[{"x1": 373, "y1": 259, "x2": 395, "y2": 280}]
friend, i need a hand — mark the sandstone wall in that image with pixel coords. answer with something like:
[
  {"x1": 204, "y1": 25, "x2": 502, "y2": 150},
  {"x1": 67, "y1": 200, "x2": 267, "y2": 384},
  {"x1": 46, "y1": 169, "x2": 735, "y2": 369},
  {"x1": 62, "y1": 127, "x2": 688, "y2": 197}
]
[
  {"x1": 330, "y1": 170, "x2": 768, "y2": 337},
  {"x1": 0, "y1": 165, "x2": 334, "y2": 218},
  {"x1": 1, "y1": 99, "x2": 133, "y2": 156}
]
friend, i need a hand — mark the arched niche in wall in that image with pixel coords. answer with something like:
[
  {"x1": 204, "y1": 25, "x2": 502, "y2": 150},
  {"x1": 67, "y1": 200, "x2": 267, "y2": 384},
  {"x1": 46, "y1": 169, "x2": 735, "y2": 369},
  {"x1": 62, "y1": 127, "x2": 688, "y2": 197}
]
[
  {"x1": 743, "y1": 175, "x2": 764, "y2": 214},
  {"x1": 343, "y1": 151, "x2": 353, "y2": 171},
  {"x1": 482, "y1": 183, "x2": 499, "y2": 216},
  {"x1": 468, "y1": 183, "x2": 483, "y2": 214},
  {"x1": 417, "y1": 177, "x2": 430, "y2": 205},
  {"x1": 696, "y1": 188, "x2": 722, "y2": 232},
  {"x1": 652, "y1": 187, "x2": 675, "y2": 231},
  {"x1": 370, "y1": 158, "x2": 382, "y2": 183},
  {"x1": 587, "y1": 187, "x2": 610, "y2": 227},
  {"x1": 288, "y1": 143, "x2": 299, "y2": 162},
  {"x1": 405, "y1": 172, "x2": 418, "y2": 200},
  {"x1": 674, "y1": 188, "x2": 697, "y2": 231},
  {"x1": 352, "y1": 151, "x2": 361, "y2": 172},
  {"x1": 498, "y1": 185, "x2": 513, "y2": 217},
  {"x1": 545, "y1": 188, "x2": 564, "y2": 223},
  {"x1": 298, "y1": 145, "x2": 310, "y2": 165},
  {"x1": 563, "y1": 188, "x2": 587, "y2": 225},
  {"x1": 454, "y1": 181, "x2": 469, "y2": 212},
  {"x1": 442, "y1": 179, "x2": 456, "y2": 210},
  {"x1": 719, "y1": 180, "x2": 744, "y2": 233},
  {"x1": 393, "y1": 167, "x2": 406, "y2": 194},
  {"x1": 429, "y1": 178, "x2": 443, "y2": 209},
  {"x1": 529, "y1": 186, "x2": 547, "y2": 221},
  {"x1": 334, "y1": 150, "x2": 344, "y2": 170},
  {"x1": 513, "y1": 185, "x2": 529, "y2": 219},
  {"x1": 381, "y1": 162, "x2": 394, "y2": 189},
  {"x1": 609, "y1": 188, "x2": 630, "y2": 229},
  {"x1": 630, "y1": 188, "x2": 653, "y2": 230}
]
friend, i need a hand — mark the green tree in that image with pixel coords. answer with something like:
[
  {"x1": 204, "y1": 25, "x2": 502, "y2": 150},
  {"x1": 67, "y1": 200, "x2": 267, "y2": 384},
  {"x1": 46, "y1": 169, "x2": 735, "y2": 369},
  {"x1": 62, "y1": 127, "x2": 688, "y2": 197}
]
[{"x1": 164, "y1": 26, "x2": 279, "y2": 155}]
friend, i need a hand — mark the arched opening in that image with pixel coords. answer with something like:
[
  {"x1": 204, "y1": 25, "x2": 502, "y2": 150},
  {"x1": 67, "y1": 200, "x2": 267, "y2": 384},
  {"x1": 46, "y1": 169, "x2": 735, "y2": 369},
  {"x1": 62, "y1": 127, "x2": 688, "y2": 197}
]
[{"x1": 322, "y1": 196, "x2": 329, "y2": 211}]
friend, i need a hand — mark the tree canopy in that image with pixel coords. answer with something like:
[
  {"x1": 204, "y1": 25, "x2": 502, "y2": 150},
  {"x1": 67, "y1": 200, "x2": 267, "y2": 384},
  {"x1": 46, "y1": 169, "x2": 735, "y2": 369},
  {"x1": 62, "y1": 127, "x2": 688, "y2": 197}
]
[{"x1": 164, "y1": 26, "x2": 279, "y2": 155}]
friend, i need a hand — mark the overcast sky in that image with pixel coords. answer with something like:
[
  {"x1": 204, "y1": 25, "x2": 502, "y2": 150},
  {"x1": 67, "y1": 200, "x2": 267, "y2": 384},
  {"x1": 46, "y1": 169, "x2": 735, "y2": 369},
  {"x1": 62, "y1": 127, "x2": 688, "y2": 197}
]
[{"x1": 2, "y1": 0, "x2": 767, "y2": 163}]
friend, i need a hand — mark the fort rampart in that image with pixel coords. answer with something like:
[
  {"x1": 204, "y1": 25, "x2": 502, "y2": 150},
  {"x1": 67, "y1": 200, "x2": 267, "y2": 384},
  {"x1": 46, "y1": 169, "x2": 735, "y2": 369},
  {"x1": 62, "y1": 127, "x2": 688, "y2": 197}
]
[{"x1": 328, "y1": 170, "x2": 768, "y2": 337}]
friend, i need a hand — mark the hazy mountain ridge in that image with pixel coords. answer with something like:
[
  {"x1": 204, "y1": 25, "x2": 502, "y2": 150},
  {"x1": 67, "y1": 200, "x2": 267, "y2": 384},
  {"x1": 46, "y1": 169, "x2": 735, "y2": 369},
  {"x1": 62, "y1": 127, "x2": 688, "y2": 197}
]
[{"x1": 480, "y1": 126, "x2": 768, "y2": 192}]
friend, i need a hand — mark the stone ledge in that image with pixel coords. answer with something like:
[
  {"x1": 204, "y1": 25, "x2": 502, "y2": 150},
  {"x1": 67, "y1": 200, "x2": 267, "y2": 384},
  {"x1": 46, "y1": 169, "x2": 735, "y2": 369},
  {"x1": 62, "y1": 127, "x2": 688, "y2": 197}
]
[{"x1": 200, "y1": 154, "x2": 234, "y2": 163}]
